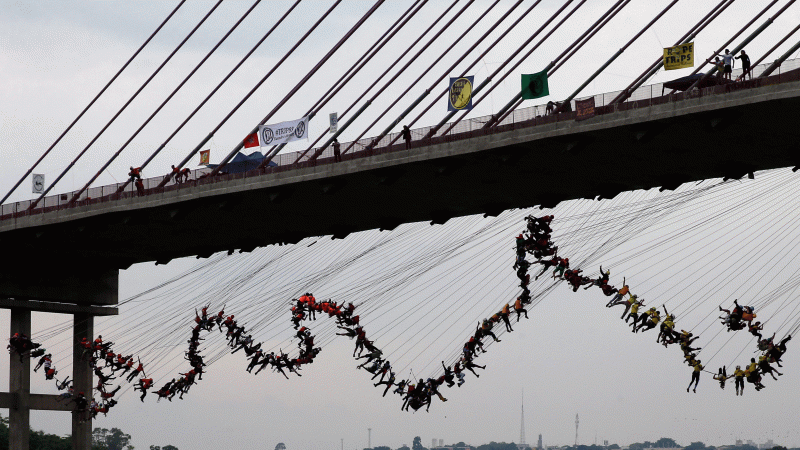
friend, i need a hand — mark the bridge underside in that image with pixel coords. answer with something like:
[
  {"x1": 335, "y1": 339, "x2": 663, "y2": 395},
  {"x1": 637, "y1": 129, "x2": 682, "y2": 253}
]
[{"x1": 2, "y1": 81, "x2": 799, "y2": 276}]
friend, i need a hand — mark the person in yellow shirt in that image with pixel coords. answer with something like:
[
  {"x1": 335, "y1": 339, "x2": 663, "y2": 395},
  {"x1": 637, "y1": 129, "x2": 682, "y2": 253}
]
[
  {"x1": 688, "y1": 360, "x2": 703, "y2": 393},
  {"x1": 733, "y1": 366, "x2": 745, "y2": 396},
  {"x1": 712, "y1": 366, "x2": 729, "y2": 390},
  {"x1": 634, "y1": 309, "x2": 660, "y2": 333}
]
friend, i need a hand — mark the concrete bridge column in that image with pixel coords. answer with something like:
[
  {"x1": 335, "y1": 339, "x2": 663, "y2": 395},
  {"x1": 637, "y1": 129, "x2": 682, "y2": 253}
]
[
  {"x1": 9, "y1": 309, "x2": 31, "y2": 450},
  {"x1": 72, "y1": 312, "x2": 93, "y2": 450}
]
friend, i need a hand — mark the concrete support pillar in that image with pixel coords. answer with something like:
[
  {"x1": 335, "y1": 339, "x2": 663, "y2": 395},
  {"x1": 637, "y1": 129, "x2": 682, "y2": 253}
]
[
  {"x1": 9, "y1": 308, "x2": 31, "y2": 450},
  {"x1": 72, "y1": 313, "x2": 94, "y2": 450}
]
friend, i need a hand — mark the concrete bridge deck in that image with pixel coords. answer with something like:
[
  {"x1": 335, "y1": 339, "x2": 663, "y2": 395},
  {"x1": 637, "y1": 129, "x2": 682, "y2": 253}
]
[{"x1": 2, "y1": 72, "x2": 799, "y2": 282}]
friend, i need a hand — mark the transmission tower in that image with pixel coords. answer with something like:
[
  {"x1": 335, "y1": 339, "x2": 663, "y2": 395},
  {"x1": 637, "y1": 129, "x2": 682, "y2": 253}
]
[{"x1": 575, "y1": 414, "x2": 579, "y2": 446}]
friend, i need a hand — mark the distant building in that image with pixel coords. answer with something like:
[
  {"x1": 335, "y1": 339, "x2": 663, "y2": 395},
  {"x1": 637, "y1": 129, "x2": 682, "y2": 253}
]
[{"x1": 538, "y1": 435, "x2": 543, "y2": 450}]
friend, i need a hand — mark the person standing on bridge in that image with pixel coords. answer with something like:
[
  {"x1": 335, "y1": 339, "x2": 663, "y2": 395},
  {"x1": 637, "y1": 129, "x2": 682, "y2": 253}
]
[
  {"x1": 402, "y1": 125, "x2": 412, "y2": 149},
  {"x1": 723, "y1": 49, "x2": 734, "y2": 81},
  {"x1": 736, "y1": 50, "x2": 751, "y2": 80},
  {"x1": 333, "y1": 139, "x2": 342, "y2": 162}
]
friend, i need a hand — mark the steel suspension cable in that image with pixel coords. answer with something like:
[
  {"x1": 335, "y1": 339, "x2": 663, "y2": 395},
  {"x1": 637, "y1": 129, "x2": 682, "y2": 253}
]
[
  {"x1": 431, "y1": 0, "x2": 587, "y2": 139},
  {"x1": 490, "y1": 0, "x2": 637, "y2": 125},
  {"x1": 155, "y1": 0, "x2": 344, "y2": 188},
  {"x1": 298, "y1": 0, "x2": 482, "y2": 163},
  {"x1": 0, "y1": 0, "x2": 186, "y2": 206},
  {"x1": 120, "y1": 0, "x2": 301, "y2": 193},
  {"x1": 29, "y1": 0, "x2": 224, "y2": 210},
  {"x1": 257, "y1": 0, "x2": 430, "y2": 166},
  {"x1": 685, "y1": 0, "x2": 797, "y2": 92},
  {"x1": 607, "y1": 0, "x2": 736, "y2": 105},
  {"x1": 328, "y1": 0, "x2": 519, "y2": 160},
  {"x1": 381, "y1": 0, "x2": 549, "y2": 149},
  {"x1": 738, "y1": 23, "x2": 800, "y2": 80},
  {"x1": 208, "y1": 0, "x2": 386, "y2": 177},
  {"x1": 67, "y1": 0, "x2": 263, "y2": 206},
  {"x1": 666, "y1": 0, "x2": 779, "y2": 94}
]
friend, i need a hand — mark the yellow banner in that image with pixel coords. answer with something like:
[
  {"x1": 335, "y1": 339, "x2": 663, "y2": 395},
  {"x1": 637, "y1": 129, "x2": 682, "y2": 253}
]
[{"x1": 663, "y1": 42, "x2": 694, "y2": 70}]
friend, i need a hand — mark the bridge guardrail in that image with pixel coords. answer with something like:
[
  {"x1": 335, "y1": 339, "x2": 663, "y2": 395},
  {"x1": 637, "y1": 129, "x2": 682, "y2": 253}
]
[{"x1": 2, "y1": 57, "x2": 799, "y2": 222}]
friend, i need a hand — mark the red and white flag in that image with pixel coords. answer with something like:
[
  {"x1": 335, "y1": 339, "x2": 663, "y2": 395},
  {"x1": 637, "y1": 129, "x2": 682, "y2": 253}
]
[{"x1": 243, "y1": 132, "x2": 259, "y2": 148}]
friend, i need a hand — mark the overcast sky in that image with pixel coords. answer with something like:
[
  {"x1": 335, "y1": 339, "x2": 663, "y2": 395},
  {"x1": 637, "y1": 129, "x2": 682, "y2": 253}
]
[{"x1": 2, "y1": 1, "x2": 800, "y2": 450}]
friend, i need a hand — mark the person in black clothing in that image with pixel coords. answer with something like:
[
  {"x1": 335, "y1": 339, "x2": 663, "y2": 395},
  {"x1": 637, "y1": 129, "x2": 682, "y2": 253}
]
[
  {"x1": 402, "y1": 125, "x2": 412, "y2": 149},
  {"x1": 332, "y1": 139, "x2": 342, "y2": 162},
  {"x1": 736, "y1": 50, "x2": 751, "y2": 80}
]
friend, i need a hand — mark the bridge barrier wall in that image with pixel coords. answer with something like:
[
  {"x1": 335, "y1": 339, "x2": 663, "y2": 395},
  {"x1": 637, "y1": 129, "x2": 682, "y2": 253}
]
[{"x1": 2, "y1": 58, "x2": 799, "y2": 222}]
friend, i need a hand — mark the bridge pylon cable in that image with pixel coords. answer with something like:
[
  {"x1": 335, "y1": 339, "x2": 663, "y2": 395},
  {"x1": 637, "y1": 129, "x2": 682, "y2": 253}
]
[
  {"x1": 430, "y1": 0, "x2": 589, "y2": 139},
  {"x1": 740, "y1": 23, "x2": 800, "y2": 80},
  {"x1": 320, "y1": 0, "x2": 521, "y2": 162},
  {"x1": 379, "y1": 0, "x2": 554, "y2": 150},
  {"x1": 371, "y1": 0, "x2": 549, "y2": 153},
  {"x1": 685, "y1": 0, "x2": 797, "y2": 92},
  {"x1": 122, "y1": 1, "x2": 301, "y2": 193},
  {"x1": 760, "y1": 37, "x2": 800, "y2": 78},
  {"x1": 208, "y1": 0, "x2": 386, "y2": 178},
  {"x1": 0, "y1": 0, "x2": 186, "y2": 206},
  {"x1": 28, "y1": 0, "x2": 224, "y2": 210},
  {"x1": 257, "y1": 0, "x2": 430, "y2": 167},
  {"x1": 489, "y1": 0, "x2": 639, "y2": 126},
  {"x1": 67, "y1": 0, "x2": 264, "y2": 206},
  {"x1": 607, "y1": 0, "x2": 736, "y2": 105},
  {"x1": 290, "y1": 0, "x2": 485, "y2": 165},
  {"x1": 667, "y1": 0, "x2": 780, "y2": 95}
]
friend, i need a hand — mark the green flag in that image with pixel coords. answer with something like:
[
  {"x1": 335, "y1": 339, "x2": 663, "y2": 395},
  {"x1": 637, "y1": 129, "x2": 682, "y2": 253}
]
[{"x1": 521, "y1": 70, "x2": 549, "y2": 100}]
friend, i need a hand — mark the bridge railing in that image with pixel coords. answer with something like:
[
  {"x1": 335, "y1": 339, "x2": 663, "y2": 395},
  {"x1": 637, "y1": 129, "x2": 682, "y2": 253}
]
[{"x1": 2, "y1": 57, "x2": 799, "y2": 221}]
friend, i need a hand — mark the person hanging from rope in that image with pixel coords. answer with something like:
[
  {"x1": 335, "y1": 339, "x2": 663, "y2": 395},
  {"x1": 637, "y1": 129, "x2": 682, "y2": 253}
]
[
  {"x1": 336, "y1": 326, "x2": 357, "y2": 339},
  {"x1": 733, "y1": 365, "x2": 745, "y2": 396},
  {"x1": 687, "y1": 359, "x2": 702, "y2": 393},
  {"x1": 611, "y1": 292, "x2": 639, "y2": 319},
  {"x1": 679, "y1": 331, "x2": 701, "y2": 355},
  {"x1": 606, "y1": 278, "x2": 628, "y2": 307},
  {"x1": 757, "y1": 354, "x2": 782, "y2": 380},
  {"x1": 553, "y1": 257, "x2": 569, "y2": 279},
  {"x1": 511, "y1": 293, "x2": 530, "y2": 322},
  {"x1": 393, "y1": 379, "x2": 407, "y2": 397},
  {"x1": 374, "y1": 371, "x2": 396, "y2": 397},
  {"x1": 34, "y1": 353, "x2": 51, "y2": 372},
  {"x1": 255, "y1": 352, "x2": 276, "y2": 376},
  {"x1": 479, "y1": 319, "x2": 501, "y2": 342},
  {"x1": 372, "y1": 361, "x2": 392, "y2": 382},
  {"x1": 720, "y1": 300, "x2": 744, "y2": 331},
  {"x1": 634, "y1": 307, "x2": 660, "y2": 333},
  {"x1": 56, "y1": 376, "x2": 72, "y2": 391},
  {"x1": 658, "y1": 311, "x2": 677, "y2": 346},
  {"x1": 748, "y1": 321, "x2": 764, "y2": 340},
  {"x1": 461, "y1": 355, "x2": 485, "y2": 378},
  {"x1": 767, "y1": 334, "x2": 791, "y2": 367},
  {"x1": 441, "y1": 362, "x2": 456, "y2": 388},
  {"x1": 247, "y1": 349, "x2": 263, "y2": 373},
  {"x1": 126, "y1": 360, "x2": 145, "y2": 383},
  {"x1": 624, "y1": 298, "x2": 644, "y2": 325},
  {"x1": 745, "y1": 358, "x2": 766, "y2": 391},
  {"x1": 713, "y1": 366, "x2": 729, "y2": 390},
  {"x1": 155, "y1": 379, "x2": 175, "y2": 402},
  {"x1": 453, "y1": 361, "x2": 466, "y2": 387},
  {"x1": 500, "y1": 303, "x2": 513, "y2": 332}
]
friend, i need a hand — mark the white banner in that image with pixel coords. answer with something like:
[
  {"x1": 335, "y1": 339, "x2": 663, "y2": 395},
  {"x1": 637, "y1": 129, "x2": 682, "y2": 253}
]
[
  {"x1": 258, "y1": 116, "x2": 308, "y2": 147},
  {"x1": 329, "y1": 112, "x2": 338, "y2": 134}
]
